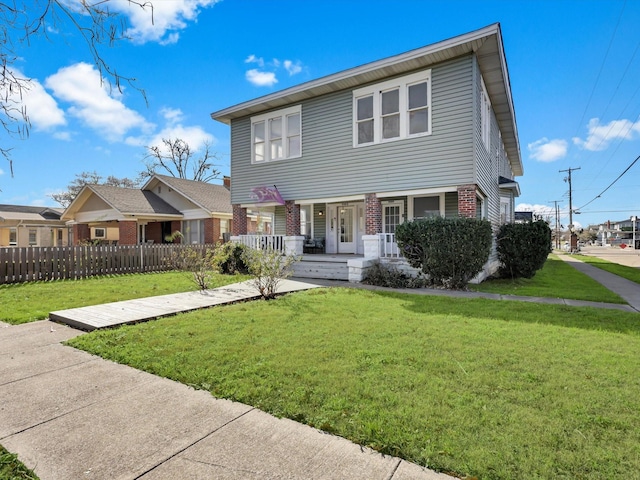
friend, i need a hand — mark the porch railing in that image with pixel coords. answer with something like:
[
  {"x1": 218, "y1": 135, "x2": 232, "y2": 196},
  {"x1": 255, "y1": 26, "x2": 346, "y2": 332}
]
[
  {"x1": 380, "y1": 233, "x2": 401, "y2": 258},
  {"x1": 237, "y1": 234, "x2": 285, "y2": 253}
]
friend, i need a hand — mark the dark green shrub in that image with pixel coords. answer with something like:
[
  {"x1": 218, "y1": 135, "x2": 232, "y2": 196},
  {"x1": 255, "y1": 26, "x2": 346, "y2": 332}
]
[
  {"x1": 497, "y1": 220, "x2": 552, "y2": 279},
  {"x1": 395, "y1": 216, "x2": 493, "y2": 289},
  {"x1": 212, "y1": 242, "x2": 249, "y2": 274},
  {"x1": 362, "y1": 261, "x2": 426, "y2": 288}
]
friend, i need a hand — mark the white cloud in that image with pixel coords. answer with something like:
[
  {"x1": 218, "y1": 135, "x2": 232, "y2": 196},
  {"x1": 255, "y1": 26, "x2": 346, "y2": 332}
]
[
  {"x1": 6, "y1": 69, "x2": 66, "y2": 131},
  {"x1": 528, "y1": 137, "x2": 567, "y2": 162},
  {"x1": 0, "y1": 168, "x2": 4, "y2": 176},
  {"x1": 160, "y1": 107, "x2": 185, "y2": 126},
  {"x1": 245, "y1": 55, "x2": 265, "y2": 67},
  {"x1": 283, "y1": 60, "x2": 302, "y2": 76},
  {"x1": 572, "y1": 117, "x2": 640, "y2": 151},
  {"x1": 53, "y1": 131, "x2": 72, "y2": 141},
  {"x1": 110, "y1": 0, "x2": 220, "y2": 45},
  {"x1": 45, "y1": 62, "x2": 153, "y2": 141},
  {"x1": 246, "y1": 69, "x2": 278, "y2": 87}
]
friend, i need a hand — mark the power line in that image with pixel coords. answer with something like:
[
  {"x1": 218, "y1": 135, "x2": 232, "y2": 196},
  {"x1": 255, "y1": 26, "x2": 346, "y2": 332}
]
[{"x1": 577, "y1": 154, "x2": 640, "y2": 211}]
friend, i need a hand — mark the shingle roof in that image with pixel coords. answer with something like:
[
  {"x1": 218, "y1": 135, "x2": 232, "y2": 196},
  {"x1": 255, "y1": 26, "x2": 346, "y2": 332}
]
[
  {"x1": 152, "y1": 175, "x2": 232, "y2": 214},
  {"x1": 89, "y1": 185, "x2": 182, "y2": 216},
  {"x1": 0, "y1": 204, "x2": 63, "y2": 221}
]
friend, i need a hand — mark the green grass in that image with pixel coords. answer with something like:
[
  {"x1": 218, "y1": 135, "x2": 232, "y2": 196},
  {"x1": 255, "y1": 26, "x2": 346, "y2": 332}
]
[
  {"x1": 577, "y1": 254, "x2": 640, "y2": 284},
  {"x1": 0, "y1": 271, "x2": 249, "y2": 324},
  {"x1": 469, "y1": 254, "x2": 625, "y2": 303},
  {"x1": 0, "y1": 445, "x2": 38, "y2": 480},
  {"x1": 68, "y1": 288, "x2": 640, "y2": 480}
]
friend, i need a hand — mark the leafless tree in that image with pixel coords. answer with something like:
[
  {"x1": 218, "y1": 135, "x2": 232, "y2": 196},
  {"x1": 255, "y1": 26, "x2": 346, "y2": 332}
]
[
  {"x1": 50, "y1": 170, "x2": 139, "y2": 208},
  {"x1": 0, "y1": 0, "x2": 153, "y2": 172},
  {"x1": 141, "y1": 138, "x2": 221, "y2": 183}
]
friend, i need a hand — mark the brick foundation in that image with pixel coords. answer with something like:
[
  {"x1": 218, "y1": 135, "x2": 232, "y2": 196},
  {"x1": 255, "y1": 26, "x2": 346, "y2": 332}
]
[
  {"x1": 457, "y1": 184, "x2": 477, "y2": 218},
  {"x1": 365, "y1": 193, "x2": 382, "y2": 235}
]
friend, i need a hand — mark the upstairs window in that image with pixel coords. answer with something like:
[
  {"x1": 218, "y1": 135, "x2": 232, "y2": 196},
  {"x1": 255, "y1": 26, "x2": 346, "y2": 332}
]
[
  {"x1": 251, "y1": 106, "x2": 302, "y2": 163},
  {"x1": 480, "y1": 77, "x2": 491, "y2": 151},
  {"x1": 353, "y1": 70, "x2": 431, "y2": 147}
]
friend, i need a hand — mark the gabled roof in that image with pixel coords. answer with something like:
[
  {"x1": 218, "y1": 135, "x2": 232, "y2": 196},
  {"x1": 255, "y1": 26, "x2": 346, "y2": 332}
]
[
  {"x1": 144, "y1": 175, "x2": 232, "y2": 215},
  {"x1": 0, "y1": 204, "x2": 63, "y2": 222},
  {"x1": 62, "y1": 184, "x2": 181, "y2": 221},
  {"x1": 211, "y1": 23, "x2": 522, "y2": 177}
]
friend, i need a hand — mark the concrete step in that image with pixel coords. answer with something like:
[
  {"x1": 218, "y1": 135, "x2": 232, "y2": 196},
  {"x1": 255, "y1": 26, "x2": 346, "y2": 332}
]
[{"x1": 292, "y1": 260, "x2": 349, "y2": 281}]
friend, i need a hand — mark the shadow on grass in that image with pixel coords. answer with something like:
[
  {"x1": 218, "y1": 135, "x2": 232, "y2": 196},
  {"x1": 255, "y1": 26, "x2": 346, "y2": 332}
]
[{"x1": 367, "y1": 289, "x2": 640, "y2": 336}]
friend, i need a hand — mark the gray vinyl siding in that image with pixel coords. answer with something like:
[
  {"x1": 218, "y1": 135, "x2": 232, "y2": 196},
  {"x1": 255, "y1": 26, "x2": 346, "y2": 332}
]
[
  {"x1": 229, "y1": 56, "x2": 475, "y2": 205},
  {"x1": 313, "y1": 204, "x2": 326, "y2": 239},
  {"x1": 274, "y1": 206, "x2": 286, "y2": 235},
  {"x1": 472, "y1": 56, "x2": 501, "y2": 228}
]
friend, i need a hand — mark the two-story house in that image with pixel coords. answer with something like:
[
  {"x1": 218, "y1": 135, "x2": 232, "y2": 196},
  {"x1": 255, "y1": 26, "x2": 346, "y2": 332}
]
[{"x1": 211, "y1": 23, "x2": 523, "y2": 280}]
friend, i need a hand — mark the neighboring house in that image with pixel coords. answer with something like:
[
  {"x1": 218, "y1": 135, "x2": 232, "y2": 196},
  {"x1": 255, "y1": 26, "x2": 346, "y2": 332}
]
[
  {"x1": 211, "y1": 24, "x2": 523, "y2": 279},
  {"x1": 0, "y1": 204, "x2": 69, "y2": 247},
  {"x1": 62, "y1": 175, "x2": 260, "y2": 245},
  {"x1": 595, "y1": 217, "x2": 639, "y2": 248}
]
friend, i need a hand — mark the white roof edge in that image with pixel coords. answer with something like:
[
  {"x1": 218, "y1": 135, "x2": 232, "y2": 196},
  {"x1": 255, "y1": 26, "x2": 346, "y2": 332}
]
[{"x1": 211, "y1": 23, "x2": 500, "y2": 124}]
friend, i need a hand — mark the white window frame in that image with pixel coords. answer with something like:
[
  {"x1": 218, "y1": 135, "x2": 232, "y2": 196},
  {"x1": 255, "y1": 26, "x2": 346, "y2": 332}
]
[
  {"x1": 500, "y1": 197, "x2": 512, "y2": 224},
  {"x1": 9, "y1": 227, "x2": 17, "y2": 246},
  {"x1": 251, "y1": 105, "x2": 302, "y2": 164},
  {"x1": 353, "y1": 70, "x2": 432, "y2": 147},
  {"x1": 480, "y1": 77, "x2": 491, "y2": 151}
]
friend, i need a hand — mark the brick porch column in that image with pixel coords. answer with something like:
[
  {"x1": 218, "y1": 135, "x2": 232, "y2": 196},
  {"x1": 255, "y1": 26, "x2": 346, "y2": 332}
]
[
  {"x1": 72, "y1": 224, "x2": 90, "y2": 245},
  {"x1": 119, "y1": 221, "x2": 138, "y2": 245},
  {"x1": 457, "y1": 184, "x2": 477, "y2": 218},
  {"x1": 204, "y1": 218, "x2": 214, "y2": 244},
  {"x1": 365, "y1": 193, "x2": 382, "y2": 235},
  {"x1": 232, "y1": 204, "x2": 248, "y2": 236},
  {"x1": 170, "y1": 220, "x2": 182, "y2": 243},
  {"x1": 285, "y1": 200, "x2": 301, "y2": 236}
]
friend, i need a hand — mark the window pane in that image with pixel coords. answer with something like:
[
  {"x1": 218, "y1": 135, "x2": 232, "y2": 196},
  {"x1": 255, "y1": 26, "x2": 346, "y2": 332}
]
[
  {"x1": 270, "y1": 117, "x2": 282, "y2": 139},
  {"x1": 408, "y1": 82, "x2": 428, "y2": 109},
  {"x1": 357, "y1": 96, "x2": 373, "y2": 120},
  {"x1": 358, "y1": 119, "x2": 374, "y2": 144},
  {"x1": 288, "y1": 135, "x2": 300, "y2": 157},
  {"x1": 254, "y1": 142, "x2": 264, "y2": 162},
  {"x1": 414, "y1": 196, "x2": 439, "y2": 218},
  {"x1": 381, "y1": 89, "x2": 399, "y2": 115},
  {"x1": 409, "y1": 108, "x2": 428, "y2": 134},
  {"x1": 382, "y1": 114, "x2": 400, "y2": 139},
  {"x1": 254, "y1": 121, "x2": 265, "y2": 142},
  {"x1": 271, "y1": 139, "x2": 283, "y2": 159},
  {"x1": 287, "y1": 113, "x2": 300, "y2": 135}
]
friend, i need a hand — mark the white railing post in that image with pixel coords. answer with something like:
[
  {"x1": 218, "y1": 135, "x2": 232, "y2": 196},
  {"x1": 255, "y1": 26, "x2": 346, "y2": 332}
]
[
  {"x1": 362, "y1": 234, "x2": 382, "y2": 259},
  {"x1": 284, "y1": 236, "x2": 304, "y2": 256}
]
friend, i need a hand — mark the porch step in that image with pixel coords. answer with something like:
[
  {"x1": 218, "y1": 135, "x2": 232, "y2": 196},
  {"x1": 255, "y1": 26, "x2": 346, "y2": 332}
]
[{"x1": 292, "y1": 256, "x2": 349, "y2": 281}]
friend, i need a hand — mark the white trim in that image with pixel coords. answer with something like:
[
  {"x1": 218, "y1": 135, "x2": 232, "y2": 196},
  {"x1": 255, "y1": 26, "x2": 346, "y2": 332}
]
[
  {"x1": 382, "y1": 200, "x2": 405, "y2": 234},
  {"x1": 251, "y1": 105, "x2": 301, "y2": 164},
  {"x1": 480, "y1": 76, "x2": 491, "y2": 151},
  {"x1": 296, "y1": 194, "x2": 366, "y2": 204},
  {"x1": 353, "y1": 70, "x2": 431, "y2": 147},
  {"x1": 377, "y1": 186, "x2": 457, "y2": 198}
]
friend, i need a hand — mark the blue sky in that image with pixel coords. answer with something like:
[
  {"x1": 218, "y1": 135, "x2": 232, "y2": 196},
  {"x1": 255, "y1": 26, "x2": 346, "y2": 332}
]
[{"x1": 2, "y1": 0, "x2": 639, "y2": 229}]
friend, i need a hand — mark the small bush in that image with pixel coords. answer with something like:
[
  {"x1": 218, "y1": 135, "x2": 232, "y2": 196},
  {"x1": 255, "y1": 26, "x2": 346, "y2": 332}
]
[
  {"x1": 242, "y1": 247, "x2": 300, "y2": 299},
  {"x1": 212, "y1": 242, "x2": 249, "y2": 274},
  {"x1": 497, "y1": 220, "x2": 552, "y2": 279},
  {"x1": 166, "y1": 246, "x2": 215, "y2": 290},
  {"x1": 362, "y1": 261, "x2": 426, "y2": 288},
  {"x1": 395, "y1": 216, "x2": 493, "y2": 289}
]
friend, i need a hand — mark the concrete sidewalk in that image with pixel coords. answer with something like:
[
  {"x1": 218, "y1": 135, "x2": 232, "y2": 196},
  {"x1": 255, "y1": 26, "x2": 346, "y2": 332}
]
[
  {"x1": 558, "y1": 255, "x2": 640, "y2": 312},
  {"x1": 0, "y1": 320, "x2": 452, "y2": 480}
]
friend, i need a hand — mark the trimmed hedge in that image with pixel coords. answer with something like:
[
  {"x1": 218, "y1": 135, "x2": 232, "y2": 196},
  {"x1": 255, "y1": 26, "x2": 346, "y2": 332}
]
[
  {"x1": 395, "y1": 216, "x2": 493, "y2": 289},
  {"x1": 496, "y1": 220, "x2": 552, "y2": 279}
]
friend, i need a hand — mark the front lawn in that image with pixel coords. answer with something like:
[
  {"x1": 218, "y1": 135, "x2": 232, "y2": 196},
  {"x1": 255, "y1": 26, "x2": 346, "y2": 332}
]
[
  {"x1": 0, "y1": 271, "x2": 250, "y2": 325},
  {"x1": 577, "y1": 254, "x2": 640, "y2": 284},
  {"x1": 470, "y1": 254, "x2": 625, "y2": 303},
  {"x1": 68, "y1": 288, "x2": 640, "y2": 479}
]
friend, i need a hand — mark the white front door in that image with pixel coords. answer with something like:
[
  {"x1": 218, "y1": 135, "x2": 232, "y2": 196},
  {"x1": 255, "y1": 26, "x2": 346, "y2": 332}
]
[{"x1": 338, "y1": 206, "x2": 356, "y2": 253}]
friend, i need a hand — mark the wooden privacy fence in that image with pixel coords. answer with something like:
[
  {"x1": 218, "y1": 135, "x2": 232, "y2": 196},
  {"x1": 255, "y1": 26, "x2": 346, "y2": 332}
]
[{"x1": 0, "y1": 244, "x2": 215, "y2": 284}]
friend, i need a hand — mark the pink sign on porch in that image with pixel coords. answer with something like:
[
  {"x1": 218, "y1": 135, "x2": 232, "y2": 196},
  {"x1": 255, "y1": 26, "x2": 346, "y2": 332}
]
[{"x1": 250, "y1": 185, "x2": 285, "y2": 205}]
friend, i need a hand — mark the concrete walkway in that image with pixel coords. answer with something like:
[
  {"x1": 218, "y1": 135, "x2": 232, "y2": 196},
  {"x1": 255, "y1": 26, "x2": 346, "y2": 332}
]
[{"x1": 0, "y1": 320, "x2": 452, "y2": 480}]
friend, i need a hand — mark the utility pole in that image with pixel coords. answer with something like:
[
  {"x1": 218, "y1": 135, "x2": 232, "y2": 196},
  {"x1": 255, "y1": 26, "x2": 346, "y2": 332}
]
[
  {"x1": 549, "y1": 200, "x2": 562, "y2": 249},
  {"x1": 559, "y1": 167, "x2": 581, "y2": 252}
]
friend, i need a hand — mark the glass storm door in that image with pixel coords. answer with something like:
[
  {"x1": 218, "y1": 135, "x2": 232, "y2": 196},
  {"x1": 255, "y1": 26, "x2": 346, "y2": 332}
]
[{"x1": 338, "y1": 206, "x2": 356, "y2": 253}]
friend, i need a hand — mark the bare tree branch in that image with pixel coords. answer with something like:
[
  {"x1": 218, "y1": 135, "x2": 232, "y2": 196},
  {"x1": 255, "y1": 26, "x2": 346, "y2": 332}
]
[{"x1": 141, "y1": 138, "x2": 221, "y2": 183}]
